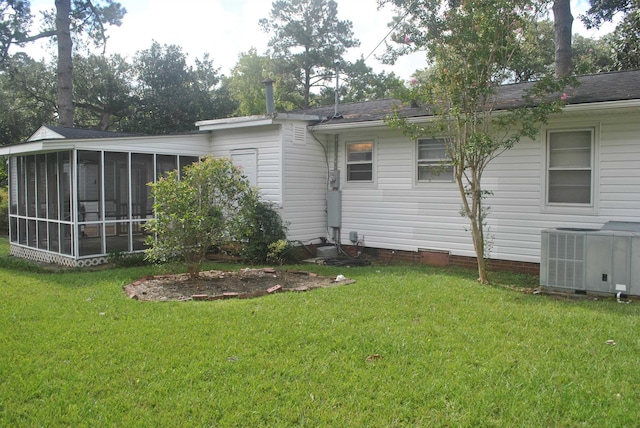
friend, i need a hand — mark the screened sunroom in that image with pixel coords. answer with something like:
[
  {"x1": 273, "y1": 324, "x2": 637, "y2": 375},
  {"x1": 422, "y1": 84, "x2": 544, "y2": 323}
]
[{"x1": 2, "y1": 126, "x2": 208, "y2": 266}]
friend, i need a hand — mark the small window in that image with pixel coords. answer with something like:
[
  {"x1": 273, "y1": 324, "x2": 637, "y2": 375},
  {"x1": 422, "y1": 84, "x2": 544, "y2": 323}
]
[
  {"x1": 417, "y1": 138, "x2": 453, "y2": 182},
  {"x1": 346, "y1": 142, "x2": 373, "y2": 181},
  {"x1": 547, "y1": 129, "x2": 592, "y2": 205}
]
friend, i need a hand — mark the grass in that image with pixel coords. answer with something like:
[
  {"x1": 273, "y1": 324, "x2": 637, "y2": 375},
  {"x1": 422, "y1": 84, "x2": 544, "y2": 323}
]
[{"x1": 1, "y1": 238, "x2": 639, "y2": 427}]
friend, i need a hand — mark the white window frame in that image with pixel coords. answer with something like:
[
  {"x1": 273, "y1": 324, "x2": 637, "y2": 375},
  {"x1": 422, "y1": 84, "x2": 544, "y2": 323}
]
[
  {"x1": 345, "y1": 141, "x2": 374, "y2": 183},
  {"x1": 542, "y1": 126, "x2": 598, "y2": 214},
  {"x1": 417, "y1": 138, "x2": 454, "y2": 183}
]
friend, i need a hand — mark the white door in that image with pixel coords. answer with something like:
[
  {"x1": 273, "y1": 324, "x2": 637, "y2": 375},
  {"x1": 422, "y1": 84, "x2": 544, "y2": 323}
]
[{"x1": 230, "y1": 149, "x2": 258, "y2": 187}]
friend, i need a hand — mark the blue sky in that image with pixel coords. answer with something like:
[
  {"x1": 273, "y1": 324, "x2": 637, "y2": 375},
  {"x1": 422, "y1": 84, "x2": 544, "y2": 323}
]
[{"x1": 22, "y1": 0, "x2": 616, "y2": 81}]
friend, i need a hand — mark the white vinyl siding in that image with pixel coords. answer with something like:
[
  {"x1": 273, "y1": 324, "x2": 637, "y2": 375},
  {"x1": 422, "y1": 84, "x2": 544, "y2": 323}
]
[
  {"x1": 209, "y1": 122, "x2": 327, "y2": 243},
  {"x1": 209, "y1": 126, "x2": 282, "y2": 205},
  {"x1": 547, "y1": 129, "x2": 593, "y2": 205},
  {"x1": 338, "y1": 131, "x2": 471, "y2": 258},
  {"x1": 417, "y1": 138, "x2": 453, "y2": 182},
  {"x1": 334, "y1": 111, "x2": 640, "y2": 264},
  {"x1": 281, "y1": 123, "x2": 327, "y2": 241}
]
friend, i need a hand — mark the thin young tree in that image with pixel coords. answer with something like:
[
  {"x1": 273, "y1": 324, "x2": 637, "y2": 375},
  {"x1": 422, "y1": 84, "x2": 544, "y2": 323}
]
[{"x1": 382, "y1": 0, "x2": 568, "y2": 283}]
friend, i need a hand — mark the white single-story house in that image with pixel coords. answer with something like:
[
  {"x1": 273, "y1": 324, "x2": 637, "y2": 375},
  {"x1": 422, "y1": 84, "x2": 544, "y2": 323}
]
[{"x1": 2, "y1": 70, "x2": 640, "y2": 291}]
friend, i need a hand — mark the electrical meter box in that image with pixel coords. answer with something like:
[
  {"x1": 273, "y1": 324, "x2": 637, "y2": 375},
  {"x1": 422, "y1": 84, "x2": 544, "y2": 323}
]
[{"x1": 327, "y1": 190, "x2": 342, "y2": 228}]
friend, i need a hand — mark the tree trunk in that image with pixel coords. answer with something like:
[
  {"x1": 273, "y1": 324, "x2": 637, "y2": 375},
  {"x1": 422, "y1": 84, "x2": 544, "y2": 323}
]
[
  {"x1": 472, "y1": 186, "x2": 489, "y2": 284},
  {"x1": 471, "y1": 215, "x2": 489, "y2": 284},
  {"x1": 552, "y1": 0, "x2": 573, "y2": 78},
  {"x1": 55, "y1": 0, "x2": 74, "y2": 126},
  {"x1": 456, "y1": 166, "x2": 490, "y2": 284},
  {"x1": 303, "y1": 67, "x2": 311, "y2": 108},
  {"x1": 98, "y1": 112, "x2": 111, "y2": 131}
]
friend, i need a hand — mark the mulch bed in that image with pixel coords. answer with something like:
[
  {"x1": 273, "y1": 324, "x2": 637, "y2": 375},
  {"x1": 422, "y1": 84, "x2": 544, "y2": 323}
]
[{"x1": 123, "y1": 267, "x2": 354, "y2": 301}]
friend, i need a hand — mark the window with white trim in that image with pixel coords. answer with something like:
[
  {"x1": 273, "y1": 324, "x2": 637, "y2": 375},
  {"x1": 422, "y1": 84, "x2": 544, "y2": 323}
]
[
  {"x1": 547, "y1": 129, "x2": 593, "y2": 205},
  {"x1": 346, "y1": 141, "x2": 373, "y2": 181},
  {"x1": 417, "y1": 138, "x2": 453, "y2": 182}
]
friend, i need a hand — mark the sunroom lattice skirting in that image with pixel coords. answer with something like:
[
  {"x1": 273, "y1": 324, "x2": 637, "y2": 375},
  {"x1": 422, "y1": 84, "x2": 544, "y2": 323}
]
[{"x1": 10, "y1": 245, "x2": 108, "y2": 267}]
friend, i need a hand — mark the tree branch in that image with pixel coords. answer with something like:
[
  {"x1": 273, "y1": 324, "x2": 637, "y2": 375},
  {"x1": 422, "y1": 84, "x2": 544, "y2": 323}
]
[{"x1": 16, "y1": 30, "x2": 57, "y2": 44}]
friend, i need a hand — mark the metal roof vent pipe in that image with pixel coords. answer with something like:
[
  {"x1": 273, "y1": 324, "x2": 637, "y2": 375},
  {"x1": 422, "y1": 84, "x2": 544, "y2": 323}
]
[
  {"x1": 333, "y1": 61, "x2": 343, "y2": 119},
  {"x1": 262, "y1": 78, "x2": 275, "y2": 115}
]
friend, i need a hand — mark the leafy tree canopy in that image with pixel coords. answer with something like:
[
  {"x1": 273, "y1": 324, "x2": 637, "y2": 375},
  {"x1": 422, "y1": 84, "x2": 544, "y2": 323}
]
[
  {"x1": 317, "y1": 58, "x2": 405, "y2": 105},
  {"x1": 0, "y1": 0, "x2": 32, "y2": 64},
  {"x1": 72, "y1": 53, "x2": 134, "y2": 130},
  {"x1": 0, "y1": 52, "x2": 56, "y2": 143},
  {"x1": 121, "y1": 41, "x2": 235, "y2": 134},
  {"x1": 1, "y1": 0, "x2": 127, "y2": 126},
  {"x1": 382, "y1": 0, "x2": 570, "y2": 283},
  {"x1": 20, "y1": 0, "x2": 125, "y2": 48},
  {"x1": 582, "y1": 0, "x2": 635, "y2": 28},
  {"x1": 259, "y1": 0, "x2": 360, "y2": 108},
  {"x1": 224, "y1": 47, "x2": 297, "y2": 116},
  {"x1": 608, "y1": 7, "x2": 640, "y2": 69}
]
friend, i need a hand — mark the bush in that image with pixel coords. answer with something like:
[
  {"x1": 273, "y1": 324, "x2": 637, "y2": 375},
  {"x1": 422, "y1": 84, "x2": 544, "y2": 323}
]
[
  {"x1": 108, "y1": 250, "x2": 148, "y2": 268},
  {"x1": 266, "y1": 239, "x2": 291, "y2": 265},
  {"x1": 0, "y1": 187, "x2": 8, "y2": 236},
  {"x1": 145, "y1": 157, "x2": 258, "y2": 278},
  {"x1": 240, "y1": 201, "x2": 288, "y2": 264}
]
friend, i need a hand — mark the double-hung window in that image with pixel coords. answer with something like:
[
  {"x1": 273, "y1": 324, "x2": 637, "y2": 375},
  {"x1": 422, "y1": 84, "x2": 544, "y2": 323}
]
[
  {"x1": 417, "y1": 138, "x2": 453, "y2": 182},
  {"x1": 346, "y1": 141, "x2": 373, "y2": 182},
  {"x1": 547, "y1": 129, "x2": 593, "y2": 205}
]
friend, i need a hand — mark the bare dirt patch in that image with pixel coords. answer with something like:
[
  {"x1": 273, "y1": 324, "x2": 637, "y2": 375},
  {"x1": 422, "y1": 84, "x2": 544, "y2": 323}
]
[{"x1": 124, "y1": 268, "x2": 354, "y2": 301}]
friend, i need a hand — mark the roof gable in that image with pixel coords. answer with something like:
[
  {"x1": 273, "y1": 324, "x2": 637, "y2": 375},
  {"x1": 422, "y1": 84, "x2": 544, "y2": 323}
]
[{"x1": 28, "y1": 126, "x2": 65, "y2": 142}]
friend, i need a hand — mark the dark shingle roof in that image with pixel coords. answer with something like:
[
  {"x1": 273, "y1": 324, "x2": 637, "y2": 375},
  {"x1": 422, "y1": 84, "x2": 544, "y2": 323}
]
[
  {"x1": 40, "y1": 125, "x2": 140, "y2": 139},
  {"x1": 300, "y1": 69, "x2": 640, "y2": 125}
]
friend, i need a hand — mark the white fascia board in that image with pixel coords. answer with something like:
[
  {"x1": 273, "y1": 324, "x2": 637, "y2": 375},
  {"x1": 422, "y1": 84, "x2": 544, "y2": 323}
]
[
  {"x1": 275, "y1": 113, "x2": 322, "y2": 122},
  {"x1": 196, "y1": 113, "x2": 321, "y2": 131},
  {"x1": 0, "y1": 140, "x2": 76, "y2": 156},
  {"x1": 561, "y1": 99, "x2": 640, "y2": 114},
  {"x1": 196, "y1": 115, "x2": 274, "y2": 131},
  {"x1": 310, "y1": 117, "x2": 436, "y2": 133},
  {"x1": 310, "y1": 120, "x2": 390, "y2": 133},
  {"x1": 0, "y1": 134, "x2": 181, "y2": 156}
]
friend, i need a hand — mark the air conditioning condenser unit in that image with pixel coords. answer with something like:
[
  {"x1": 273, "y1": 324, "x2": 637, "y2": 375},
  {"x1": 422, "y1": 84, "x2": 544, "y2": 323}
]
[{"x1": 540, "y1": 222, "x2": 640, "y2": 296}]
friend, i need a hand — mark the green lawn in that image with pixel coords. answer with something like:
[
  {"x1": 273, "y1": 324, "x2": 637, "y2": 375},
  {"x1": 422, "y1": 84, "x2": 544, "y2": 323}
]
[{"x1": 1, "y1": 238, "x2": 639, "y2": 427}]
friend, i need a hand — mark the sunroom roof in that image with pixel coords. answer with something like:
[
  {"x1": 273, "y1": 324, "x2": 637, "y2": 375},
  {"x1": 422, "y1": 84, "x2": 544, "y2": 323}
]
[{"x1": 27, "y1": 125, "x2": 141, "y2": 142}]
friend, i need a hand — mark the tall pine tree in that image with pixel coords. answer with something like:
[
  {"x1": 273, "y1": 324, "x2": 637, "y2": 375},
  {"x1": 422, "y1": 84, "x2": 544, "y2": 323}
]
[{"x1": 259, "y1": 0, "x2": 359, "y2": 108}]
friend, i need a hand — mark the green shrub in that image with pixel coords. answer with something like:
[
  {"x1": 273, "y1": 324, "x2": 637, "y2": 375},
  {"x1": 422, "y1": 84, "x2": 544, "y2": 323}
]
[
  {"x1": 240, "y1": 200, "x2": 288, "y2": 264},
  {"x1": 0, "y1": 187, "x2": 8, "y2": 236},
  {"x1": 108, "y1": 250, "x2": 148, "y2": 268},
  {"x1": 266, "y1": 238, "x2": 291, "y2": 265},
  {"x1": 145, "y1": 157, "x2": 259, "y2": 278}
]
